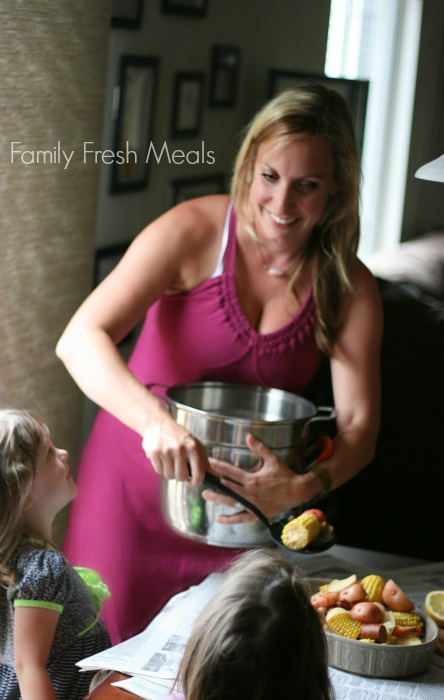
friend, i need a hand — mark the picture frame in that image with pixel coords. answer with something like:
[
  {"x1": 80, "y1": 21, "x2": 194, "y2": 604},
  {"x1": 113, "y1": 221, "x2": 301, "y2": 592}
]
[
  {"x1": 93, "y1": 243, "x2": 129, "y2": 288},
  {"x1": 161, "y1": 0, "x2": 208, "y2": 17},
  {"x1": 209, "y1": 45, "x2": 240, "y2": 108},
  {"x1": 268, "y1": 69, "x2": 369, "y2": 153},
  {"x1": 168, "y1": 173, "x2": 227, "y2": 206},
  {"x1": 111, "y1": 0, "x2": 143, "y2": 29},
  {"x1": 171, "y1": 72, "x2": 204, "y2": 138},
  {"x1": 111, "y1": 55, "x2": 159, "y2": 193}
]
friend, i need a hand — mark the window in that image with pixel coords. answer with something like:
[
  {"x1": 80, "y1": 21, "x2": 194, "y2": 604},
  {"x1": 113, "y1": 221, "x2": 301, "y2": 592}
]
[{"x1": 326, "y1": 0, "x2": 423, "y2": 254}]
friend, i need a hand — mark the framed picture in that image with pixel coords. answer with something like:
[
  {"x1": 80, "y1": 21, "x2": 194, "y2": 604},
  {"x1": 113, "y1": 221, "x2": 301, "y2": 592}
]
[
  {"x1": 111, "y1": 55, "x2": 159, "y2": 193},
  {"x1": 161, "y1": 0, "x2": 208, "y2": 17},
  {"x1": 111, "y1": 0, "x2": 143, "y2": 29},
  {"x1": 209, "y1": 45, "x2": 240, "y2": 108},
  {"x1": 93, "y1": 243, "x2": 129, "y2": 288},
  {"x1": 168, "y1": 173, "x2": 226, "y2": 206},
  {"x1": 171, "y1": 72, "x2": 204, "y2": 138},
  {"x1": 268, "y1": 69, "x2": 369, "y2": 153}
]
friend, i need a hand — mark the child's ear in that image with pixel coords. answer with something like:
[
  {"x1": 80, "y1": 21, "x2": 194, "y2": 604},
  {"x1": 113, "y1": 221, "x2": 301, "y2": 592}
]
[{"x1": 23, "y1": 495, "x2": 33, "y2": 511}]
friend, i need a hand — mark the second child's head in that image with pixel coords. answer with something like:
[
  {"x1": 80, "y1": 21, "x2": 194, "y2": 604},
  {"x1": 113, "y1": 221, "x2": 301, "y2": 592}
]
[
  {"x1": 0, "y1": 409, "x2": 76, "y2": 584},
  {"x1": 178, "y1": 548, "x2": 331, "y2": 700}
]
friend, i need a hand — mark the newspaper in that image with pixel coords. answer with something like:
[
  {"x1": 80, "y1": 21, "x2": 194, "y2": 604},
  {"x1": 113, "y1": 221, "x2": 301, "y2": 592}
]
[
  {"x1": 78, "y1": 556, "x2": 444, "y2": 699},
  {"x1": 329, "y1": 658, "x2": 444, "y2": 700},
  {"x1": 78, "y1": 573, "x2": 224, "y2": 697}
]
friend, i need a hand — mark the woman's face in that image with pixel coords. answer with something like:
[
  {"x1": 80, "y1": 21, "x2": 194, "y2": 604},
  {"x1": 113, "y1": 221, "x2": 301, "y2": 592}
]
[{"x1": 249, "y1": 135, "x2": 338, "y2": 245}]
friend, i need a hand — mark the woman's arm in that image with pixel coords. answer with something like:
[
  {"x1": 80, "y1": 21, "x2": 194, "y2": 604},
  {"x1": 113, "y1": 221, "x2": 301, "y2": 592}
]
[
  {"x1": 314, "y1": 261, "x2": 382, "y2": 490},
  {"x1": 207, "y1": 261, "x2": 383, "y2": 519},
  {"x1": 56, "y1": 195, "x2": 228, "y2": 485},
  {"x1": 14, "y1": 607, "x2": 59, "y2": 700}
]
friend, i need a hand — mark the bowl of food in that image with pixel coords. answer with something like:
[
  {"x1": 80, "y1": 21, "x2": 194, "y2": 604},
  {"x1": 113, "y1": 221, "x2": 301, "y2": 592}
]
[{"x1": 307, "y1": 575, "x2": 438, "y2": 678}]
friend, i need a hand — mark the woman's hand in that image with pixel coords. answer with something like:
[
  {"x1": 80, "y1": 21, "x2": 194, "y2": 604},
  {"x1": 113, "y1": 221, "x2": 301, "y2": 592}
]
[
  {"x1": 142, "y1": 417, "x2": 210, "y2": 487},
  {"x1": 203, "y1": 433, "x2": 305, "y2": 523}
]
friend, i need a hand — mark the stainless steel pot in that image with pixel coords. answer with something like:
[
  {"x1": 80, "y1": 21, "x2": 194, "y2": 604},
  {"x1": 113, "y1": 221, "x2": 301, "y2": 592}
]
[{"x1": 158, "y1": 381, "x2": 335, "y2": 548}]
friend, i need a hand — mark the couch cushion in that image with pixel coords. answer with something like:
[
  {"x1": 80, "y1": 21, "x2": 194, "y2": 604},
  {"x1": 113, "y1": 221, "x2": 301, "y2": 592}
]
[{"x1": 364, "y1": 232, "x2": 444, "y2": 301}]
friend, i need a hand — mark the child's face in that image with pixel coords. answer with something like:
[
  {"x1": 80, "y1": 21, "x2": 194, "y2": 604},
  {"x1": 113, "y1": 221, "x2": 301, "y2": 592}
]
[{"x1": 31, "y1": 428, "x2": 77, "y2": 516}]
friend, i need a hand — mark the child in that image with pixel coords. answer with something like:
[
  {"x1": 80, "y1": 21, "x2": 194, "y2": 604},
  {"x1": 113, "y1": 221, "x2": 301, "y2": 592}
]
[
  {"x1": 170, "y1": 548, "x2": 331, "y2": 700},
  {"x1": 0, "y1": 409, "x2": 111, "y2": 700}
]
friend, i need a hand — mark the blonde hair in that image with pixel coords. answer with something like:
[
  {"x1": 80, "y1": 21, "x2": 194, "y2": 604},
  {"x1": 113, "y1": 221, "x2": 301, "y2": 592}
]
[
  {"x1": 0, "y1": 409, "x2": 46, "y2": 586},
  {"x1": 177, "y1": 548, "x2": 331, "y2": 700},
  {"x1": 231, "y1": 84, "x2": 361, "y2": 355}
]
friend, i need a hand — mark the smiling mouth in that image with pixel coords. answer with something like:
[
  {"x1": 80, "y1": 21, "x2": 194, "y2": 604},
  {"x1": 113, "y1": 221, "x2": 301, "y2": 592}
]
[{"x1": 268, "y1": 211, "x2": 298, "y2": 225}]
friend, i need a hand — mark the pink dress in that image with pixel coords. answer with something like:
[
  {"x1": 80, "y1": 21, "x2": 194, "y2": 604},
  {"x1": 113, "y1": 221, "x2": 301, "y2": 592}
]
[{"x1": 63, "y1": 205, "x2": 322, "y2": 643}]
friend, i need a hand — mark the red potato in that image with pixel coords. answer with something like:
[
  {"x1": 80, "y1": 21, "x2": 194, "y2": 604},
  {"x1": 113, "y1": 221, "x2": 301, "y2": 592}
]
[
  {"x1": 310, "y1": 591, "x2": 339, "y2": 609},
  {"x1": 351, "y1": 602, "x2": 385, "y2": 624},
  {"x1": 382, "y1": 579, "x2": 414, "y2": 612},
  {"x1": 374, "y1": 602, "x2": 387, "y2": 618},
  {"x1": 338, "y1": 582, "x2": 367, "y2": 608},
  {"x1": 316, "y1": 607, "x2": 327, "y2": 626},
  {"x1": 361, "y1": 624, "x2": 388, "y2": 643},
  {"x1": 303, "y1": 508, "x2": 327, "y2": 523}
]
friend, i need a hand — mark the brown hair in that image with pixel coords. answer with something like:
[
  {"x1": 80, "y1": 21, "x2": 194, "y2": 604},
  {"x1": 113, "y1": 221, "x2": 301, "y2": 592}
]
[
  {"x1": 231, "y1": 84, "x2": 361, "y2": 355},
  {"x1": 176, "y1": 548, "x2": 331, "y2": 700},
  {"x1": 0, "y1": 409, "x2": 45, "y2": 586}
]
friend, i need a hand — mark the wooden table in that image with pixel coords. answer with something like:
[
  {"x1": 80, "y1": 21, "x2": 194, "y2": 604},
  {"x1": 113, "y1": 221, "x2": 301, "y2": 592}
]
[
  {"x1": 83, "y1": 544, "x2": 428, "y2": 699},
  {"x1": 84, "y1": 672, "x2": 130, "y2": 698}
]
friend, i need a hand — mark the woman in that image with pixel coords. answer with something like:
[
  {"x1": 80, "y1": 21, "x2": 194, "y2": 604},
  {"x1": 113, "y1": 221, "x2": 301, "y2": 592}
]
[{"x1": 57, "y1": 85, "x2": 382, "y2": 643}]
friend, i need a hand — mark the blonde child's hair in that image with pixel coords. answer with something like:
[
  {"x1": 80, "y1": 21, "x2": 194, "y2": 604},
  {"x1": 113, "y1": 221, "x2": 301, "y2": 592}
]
[
  {"x1": 231, "y1": 84, "x2": 361, "y2": 355},
  {"x1": 0, "y1": 409, "x2": 46, "y2": 586},
  {"x1": 177, "y1": 548, "x2": 331, "y2": 700}
]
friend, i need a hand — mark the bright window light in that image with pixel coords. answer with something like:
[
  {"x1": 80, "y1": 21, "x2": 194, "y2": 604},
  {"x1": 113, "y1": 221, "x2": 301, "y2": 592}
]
[{"x1": 325, "y1": 0, "x2": 423, "y2": 255}]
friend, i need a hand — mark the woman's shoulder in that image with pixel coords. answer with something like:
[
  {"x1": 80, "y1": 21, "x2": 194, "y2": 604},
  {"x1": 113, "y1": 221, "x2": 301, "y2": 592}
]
[
  {"x1": 340, "y1": 256, "x2": 383, "y2": 325},
  {"x1": 161, "y1": 194, "x2": 230, "y2": 242},
  {"x1": 130, "y1": 195, "x2": 231, "y2": 289},
  {"x1": 350, "y1": 256, "x2": 381, "y2": 297}
]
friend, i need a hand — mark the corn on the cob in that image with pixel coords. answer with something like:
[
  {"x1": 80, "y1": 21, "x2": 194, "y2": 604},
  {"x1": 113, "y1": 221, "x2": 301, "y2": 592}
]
[
  {"x1": 326, "y1": 607, "x2": 348, "y2": 623},
  {"x1": 392, "y1": 612, "x2": 422, "y2": 627},
  {"x1": 359, "y1": 638, "x2": 376, "y2": 643},
  {"x1": 319, "y1": 583, "x2": 329, "y2": 594},
  {"x1": 327, "y1": 613, "x2": 362, "y2": 639},
  {"x1": 281, "y1": 513, "x2": 321, "y2": 550},
  {"x1": 360, "y1": 575, "x2": 385, "y2": 603}
]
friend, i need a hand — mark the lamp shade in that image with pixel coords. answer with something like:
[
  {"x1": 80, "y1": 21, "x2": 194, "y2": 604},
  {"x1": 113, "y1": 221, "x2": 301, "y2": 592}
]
[{"x1": 415, "y1": 153, "x2": 444, "y2": 182}]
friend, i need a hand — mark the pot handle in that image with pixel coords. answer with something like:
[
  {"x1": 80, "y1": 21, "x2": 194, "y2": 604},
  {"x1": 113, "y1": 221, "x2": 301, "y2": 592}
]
[
  {"x1": 304, "y1": 435, "x2": 334, "y2": 470},
  {"x1": 302, "y1": 406, "x2": 337, "y2": 438}
]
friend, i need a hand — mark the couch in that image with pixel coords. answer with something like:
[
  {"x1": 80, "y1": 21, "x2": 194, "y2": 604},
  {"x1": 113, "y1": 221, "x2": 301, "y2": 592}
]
[{"x1": 305, "y1": 232, "x2": 444, "y2": 561}]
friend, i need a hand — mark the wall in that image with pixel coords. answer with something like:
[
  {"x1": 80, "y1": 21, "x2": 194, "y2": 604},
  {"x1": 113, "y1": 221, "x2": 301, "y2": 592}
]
[
  {"x1": 402, "y1": 0, "x2": 444, "y2": 239},
  {"x1": 96, "y1": 0, "x2": 331, "y2": 247},
  {"x1": 0, "y1": 1, "x2": 110, "y2": 539},
  {"x1": 96, "y1": 0, "x2": 444, "y2": 248}
]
